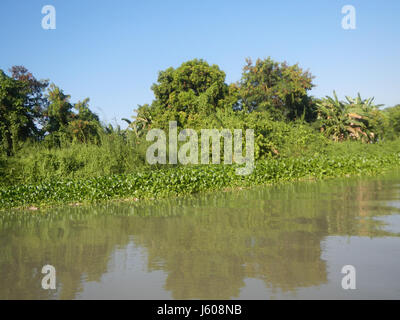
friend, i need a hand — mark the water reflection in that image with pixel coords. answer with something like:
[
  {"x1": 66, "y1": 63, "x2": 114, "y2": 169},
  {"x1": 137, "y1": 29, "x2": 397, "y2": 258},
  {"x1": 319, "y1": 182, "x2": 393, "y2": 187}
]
[{"x1": 1, "y1": 173, "x2": 400, "y2": 299}]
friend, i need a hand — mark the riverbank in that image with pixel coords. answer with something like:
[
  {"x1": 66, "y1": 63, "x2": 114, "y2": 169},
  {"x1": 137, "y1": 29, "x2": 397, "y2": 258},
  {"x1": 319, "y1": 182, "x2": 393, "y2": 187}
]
[{"x1": 1, "y1": 147, "x2": 400, "y2": 210}]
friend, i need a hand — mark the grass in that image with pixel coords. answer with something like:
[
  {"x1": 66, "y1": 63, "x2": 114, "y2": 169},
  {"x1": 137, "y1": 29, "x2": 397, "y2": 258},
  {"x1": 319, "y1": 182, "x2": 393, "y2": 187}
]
[{"x1": 1, "y1": 147, "x2": 400, "y2": 210}]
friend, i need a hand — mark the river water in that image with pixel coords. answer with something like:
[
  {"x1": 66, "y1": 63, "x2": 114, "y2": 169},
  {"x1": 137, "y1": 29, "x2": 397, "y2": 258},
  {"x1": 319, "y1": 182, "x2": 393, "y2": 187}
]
[{"x1": 1, "y1": 172, "x2": 400, "y2": 299}]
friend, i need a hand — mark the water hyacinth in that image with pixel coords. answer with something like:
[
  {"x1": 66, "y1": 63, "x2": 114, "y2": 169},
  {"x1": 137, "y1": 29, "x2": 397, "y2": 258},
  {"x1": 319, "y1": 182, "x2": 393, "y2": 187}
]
[{"x1": 1, "y1": 151, "x2": 400, "y2": 210}]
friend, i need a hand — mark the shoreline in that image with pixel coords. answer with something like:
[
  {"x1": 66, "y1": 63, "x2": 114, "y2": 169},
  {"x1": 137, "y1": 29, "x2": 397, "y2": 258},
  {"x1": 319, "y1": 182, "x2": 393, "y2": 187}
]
[{"x1": 1, "y1": 151, "x2": 400, "y2": 212}]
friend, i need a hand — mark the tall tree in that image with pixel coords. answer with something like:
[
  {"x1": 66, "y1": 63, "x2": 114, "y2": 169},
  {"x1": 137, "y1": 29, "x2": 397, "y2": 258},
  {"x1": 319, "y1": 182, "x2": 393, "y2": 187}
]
[
  {"x1": 140, "y1": 59, "x2": 231, "y2": 129},
  {"x1": 9, "y1": 66, "x2": 49, "y2": 127},
  {"x1": 43, "y1": 85, "x2": 101, "y2": 143},
  {"x1": 238, "y1": 57, "x2": 315, "y2": 121},
  {"x1": 44, "y1": 84, "x2": 74, "y2": 134},
  {"x1": 0, "y1": 68, "x2": 47, "y2": 156},
  {"x1": 68, "y1": 98, "x2": 100, "y2": 143}
]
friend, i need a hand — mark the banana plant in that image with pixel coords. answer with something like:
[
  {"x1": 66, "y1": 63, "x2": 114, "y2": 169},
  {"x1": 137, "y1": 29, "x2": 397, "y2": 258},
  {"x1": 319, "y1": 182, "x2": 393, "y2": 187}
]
[
  {"x1": 122, "y1": 105, "x2": 153, "y2": 137},
  {"x1": 317, "y1": 91, "x2": 381, "y2": 142}
]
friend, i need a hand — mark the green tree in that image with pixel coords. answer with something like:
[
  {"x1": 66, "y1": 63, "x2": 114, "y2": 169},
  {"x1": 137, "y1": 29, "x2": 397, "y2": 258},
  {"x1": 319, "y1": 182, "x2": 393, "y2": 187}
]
[
  {"x1": 238, "y1": 57, "x2": 315, "y2": 121},
  {"x1": 68, "y1": 98, "x2": 100, "y2": 143},
  {"x1": 0, "y1": 69, "x2": 44, "y2": 156},
  {"x1": 385, "y1": 104, "x2": 400, "y2": 138},
  {"x1": 43, "y1": 85, "x2": 100, "y2": 144},
  {"x1": 9, "y1": 66, "x2": 49, "y2": 129},
  {"x1": 44, "y1": 84, "x2": 73, "y2": 134},
  {"x1": 137, "y1": 59, "x2": 231, "y2": 130}
]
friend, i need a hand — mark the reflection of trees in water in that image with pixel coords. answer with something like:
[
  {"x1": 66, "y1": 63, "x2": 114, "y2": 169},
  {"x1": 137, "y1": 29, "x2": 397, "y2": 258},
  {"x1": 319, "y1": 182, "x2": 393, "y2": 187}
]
[
  {"x1": 128, "y1": 209, "x2": 328, "y2": 299},
  {"x1": 0, "y1": 176, "x2": 399, "y2": 299},
  {"x1": 0, "y1": 214, "x2": 133, "y2": 299}
]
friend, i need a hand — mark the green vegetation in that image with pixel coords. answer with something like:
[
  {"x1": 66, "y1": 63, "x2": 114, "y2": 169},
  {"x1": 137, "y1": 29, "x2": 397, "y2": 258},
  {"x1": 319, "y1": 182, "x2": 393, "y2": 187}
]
[
  {"x1": 2, "y1": 143, "x2": 400, "y2": 209},
  {"x1": 1, "y1": 58, "x2": 400, "y2": 209},
  {"x1": 315, "y1": 92, "x2": 386, "y2": 142}
]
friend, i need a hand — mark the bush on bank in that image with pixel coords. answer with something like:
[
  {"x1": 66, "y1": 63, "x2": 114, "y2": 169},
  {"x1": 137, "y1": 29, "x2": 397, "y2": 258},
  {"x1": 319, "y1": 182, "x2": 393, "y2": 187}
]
[{"x1": 1, "y1": 145, "x2": 400, "y2": 209}]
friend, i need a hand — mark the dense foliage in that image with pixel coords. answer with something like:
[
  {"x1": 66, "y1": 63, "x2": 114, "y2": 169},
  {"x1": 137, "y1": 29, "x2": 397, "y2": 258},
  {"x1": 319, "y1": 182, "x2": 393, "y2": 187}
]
[
  {"x1": 1, "y1": 58, "x2": 400, "y2": 209},
  {"x1": 238, "y1": 58, "x2": 315, "y2": 121},
  {"x1": 1, "y1": 144, "x2": 400, "y2": 209},
  {"x1": 315, "y1": 92, "x2": 386, "y2": 142}
]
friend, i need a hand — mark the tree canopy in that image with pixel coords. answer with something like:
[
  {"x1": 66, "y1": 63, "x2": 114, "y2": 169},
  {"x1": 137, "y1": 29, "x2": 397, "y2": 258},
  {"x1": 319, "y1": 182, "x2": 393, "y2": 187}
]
[
  {"x1": 238, "y1": 58, "x2": 315, "y2": 121},
  {"x1": 1, "y1": 58, "x2": 398, "y2": 160},
  {"x1": 0, "y1": 67, "x2": 101, "y2": 155}
]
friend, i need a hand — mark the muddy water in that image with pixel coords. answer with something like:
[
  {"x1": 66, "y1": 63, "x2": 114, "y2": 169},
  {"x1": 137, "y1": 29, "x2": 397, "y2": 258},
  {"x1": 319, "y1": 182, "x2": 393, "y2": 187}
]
[{"x1": 1, "y1": 172, "x2": 400, "y2": 299}]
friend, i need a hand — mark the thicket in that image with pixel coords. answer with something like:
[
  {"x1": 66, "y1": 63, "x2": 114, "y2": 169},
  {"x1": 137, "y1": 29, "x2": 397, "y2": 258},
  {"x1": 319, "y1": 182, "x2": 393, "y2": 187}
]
[{"x1": 1, "y1": 59, "x2": 400, "y2": 208}]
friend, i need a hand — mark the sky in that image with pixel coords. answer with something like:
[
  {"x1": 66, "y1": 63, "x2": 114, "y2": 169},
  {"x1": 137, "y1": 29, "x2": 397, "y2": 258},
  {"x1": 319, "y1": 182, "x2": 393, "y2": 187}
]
[{"x1": 1, "y1": 0, "x2": 399, "y2": 127}]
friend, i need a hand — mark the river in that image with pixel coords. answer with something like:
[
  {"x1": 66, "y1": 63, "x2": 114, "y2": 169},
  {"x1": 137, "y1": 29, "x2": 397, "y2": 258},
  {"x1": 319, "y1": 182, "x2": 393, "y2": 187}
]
[{"x1": 1, "y1": 171, "x2": 400, "y2": 299}]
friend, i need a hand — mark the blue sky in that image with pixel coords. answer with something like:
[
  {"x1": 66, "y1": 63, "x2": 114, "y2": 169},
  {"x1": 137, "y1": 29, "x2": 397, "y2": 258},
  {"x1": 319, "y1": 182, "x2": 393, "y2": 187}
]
[{"x1": 1, "y1": 0, "x2": 399, "y2": 126}]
